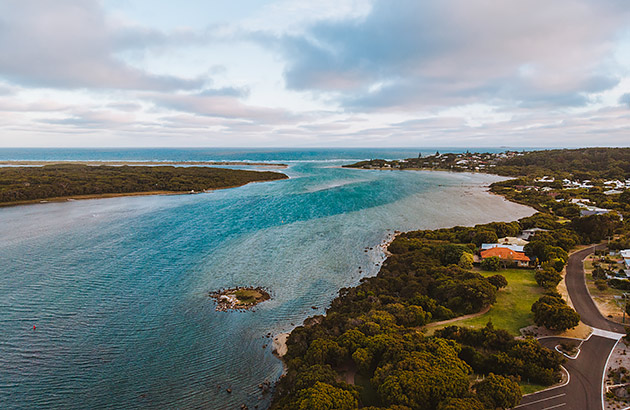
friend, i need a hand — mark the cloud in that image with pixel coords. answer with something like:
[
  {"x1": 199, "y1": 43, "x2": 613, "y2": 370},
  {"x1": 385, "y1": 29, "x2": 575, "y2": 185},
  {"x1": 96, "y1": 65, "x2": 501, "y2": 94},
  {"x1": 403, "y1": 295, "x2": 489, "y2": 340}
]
[
  {"x1": 272, "y1": 0, "x2": 629, "y2": 110},
  {"x1": 620, "y1": 93, "x2": 630, "y2": 107},
  {"x1": 147, "y1": 89, "x2": 300, "y2": 124},
  {"x1": 0, "y1": 0, "x2": 204, "y2": 90}
]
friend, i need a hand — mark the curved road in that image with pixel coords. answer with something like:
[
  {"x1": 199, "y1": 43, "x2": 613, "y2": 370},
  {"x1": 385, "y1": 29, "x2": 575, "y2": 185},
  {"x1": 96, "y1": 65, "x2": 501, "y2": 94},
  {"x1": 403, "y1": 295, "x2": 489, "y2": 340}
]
[
  {"x1": 565, "y1": 245, "x2": 625, "y2": 333},
  {"x1": 516, "y1": 244, "x2": 626, "y2": 410}
]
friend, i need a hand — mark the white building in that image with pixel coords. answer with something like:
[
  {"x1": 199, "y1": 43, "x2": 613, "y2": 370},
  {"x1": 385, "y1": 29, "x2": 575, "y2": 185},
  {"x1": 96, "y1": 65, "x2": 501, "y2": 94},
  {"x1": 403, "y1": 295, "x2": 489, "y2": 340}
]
[{"x1": 621, "y1": 250, "x2": 630, "y2": 269}]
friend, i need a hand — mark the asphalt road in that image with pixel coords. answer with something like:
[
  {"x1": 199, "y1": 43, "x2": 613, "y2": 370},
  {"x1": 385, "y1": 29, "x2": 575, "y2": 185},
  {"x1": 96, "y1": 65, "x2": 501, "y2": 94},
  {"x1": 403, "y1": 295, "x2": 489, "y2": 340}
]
[
  {"x1": 564, "y1": 245, "x2": 625, "y2": 333},
  {"x1": 514, "y1": 244, "x2": 625, "y2": 410},
  {"x1": 516, "y1": 336, "x2": 617, "y2": 410}
]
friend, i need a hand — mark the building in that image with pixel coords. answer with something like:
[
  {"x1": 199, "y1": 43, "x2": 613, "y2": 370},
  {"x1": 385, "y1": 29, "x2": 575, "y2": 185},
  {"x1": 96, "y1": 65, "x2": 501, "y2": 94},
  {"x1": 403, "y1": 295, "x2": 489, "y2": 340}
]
[
  {"x1": 621, "y1": 250, "x2": 630, "y2": 269},
  {"x1": 481, "y1": 243, "x2": 525, "y2": 253},
  {"x1": 520, "y1": 228, "x2": 548, "y2": 241},
  {"x1": 480, "y1": 246, "x2": 531, "y2": 267}
]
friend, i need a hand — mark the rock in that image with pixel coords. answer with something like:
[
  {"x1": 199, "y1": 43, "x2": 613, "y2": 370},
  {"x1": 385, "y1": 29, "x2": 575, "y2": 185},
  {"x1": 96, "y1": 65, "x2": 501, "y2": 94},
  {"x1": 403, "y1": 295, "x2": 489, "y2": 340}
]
[{"x1": 226, "y1": 388, "x2": 232, "y2": 393}]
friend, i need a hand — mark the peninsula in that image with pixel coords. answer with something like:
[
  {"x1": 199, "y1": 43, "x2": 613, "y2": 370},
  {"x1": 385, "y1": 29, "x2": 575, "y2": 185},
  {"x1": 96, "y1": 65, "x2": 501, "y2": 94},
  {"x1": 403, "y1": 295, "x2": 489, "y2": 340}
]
[
  {"x1": 0, "y1": 160, "x2": 288, "y2": 168},
  {"x1": 0, "y1": 164, "x2": 288, "y2": 206},
  {"x1": 270, "y1": 148, "x2": 630, "y2": 410}
]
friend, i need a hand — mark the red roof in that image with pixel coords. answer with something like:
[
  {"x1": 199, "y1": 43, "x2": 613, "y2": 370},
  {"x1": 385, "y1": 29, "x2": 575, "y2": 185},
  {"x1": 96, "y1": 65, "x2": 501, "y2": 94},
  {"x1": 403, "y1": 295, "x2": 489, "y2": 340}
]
[{"x1": 480, "y1": 247, "x2": 530, "y2": 262}]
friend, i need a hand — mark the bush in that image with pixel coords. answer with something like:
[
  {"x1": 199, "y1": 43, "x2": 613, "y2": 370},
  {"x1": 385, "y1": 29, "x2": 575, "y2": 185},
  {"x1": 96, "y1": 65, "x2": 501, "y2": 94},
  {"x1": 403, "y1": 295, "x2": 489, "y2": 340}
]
[
  {"x1": 535, "y1": 269, "x2": 563, "y2": 289},
  {"x1": 474, "y1": 373, "x2": 522, "y2": 410},
  {"x1": 487, "y1": 275, "x2": 508, "y2": 289},
  {"x1": 595, "y1": 279, "x2": 608, "y2": 291},
  {"x1": 481, "y1": 256, "x2": 502, "y2": 272},
  {"x1": 531, "y1": 295, "x2": 580, "y2": 330},
  {"x1": 458, "y1": 252, "x2": 474, "y2": 269}
]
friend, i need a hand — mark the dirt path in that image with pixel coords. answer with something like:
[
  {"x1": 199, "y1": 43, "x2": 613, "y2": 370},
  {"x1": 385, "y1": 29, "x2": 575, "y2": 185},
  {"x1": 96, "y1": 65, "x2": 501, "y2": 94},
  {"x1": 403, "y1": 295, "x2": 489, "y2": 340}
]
[{"x1": 423, "y1": 305, "x2": 491, "y2": 330}]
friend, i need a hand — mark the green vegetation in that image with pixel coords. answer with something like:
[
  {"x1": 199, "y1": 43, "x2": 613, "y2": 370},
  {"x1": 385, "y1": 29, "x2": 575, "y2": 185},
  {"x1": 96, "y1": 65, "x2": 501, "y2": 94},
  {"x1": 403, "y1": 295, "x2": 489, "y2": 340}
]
[
  {"x1": 271, "y1": 148, "x2": 630, "y2": 409},
  {"x1": 0, "y1": 164, "x2": 288, "y2": 204},
  {"x1": 474, "y1": 373, "x2": 522, "y2": 410},
  {"x1": 480, "y1": 256, "x2": 501, "y2": 271},
  {"x1": 209, "y1": 287, "x2": 271, "y2": 311},
  {"x1": 234, "y1": 288, "x2": 270, "y2": 305},
  {"x1": 433, "y1": 269, "x2": 542, "y2": 335},
  {"x1": 531, "y1": 294, "x2": 580, "y2": 331},
  {"x1": 270, "y1": 220, "x2": 567, "y2": 409},
  {"x1": 519, "y1": 382, "x2": 548, "y2": 395},
  {"x1": 492, "y1": 148, "x2": 630, "y2": 179}
]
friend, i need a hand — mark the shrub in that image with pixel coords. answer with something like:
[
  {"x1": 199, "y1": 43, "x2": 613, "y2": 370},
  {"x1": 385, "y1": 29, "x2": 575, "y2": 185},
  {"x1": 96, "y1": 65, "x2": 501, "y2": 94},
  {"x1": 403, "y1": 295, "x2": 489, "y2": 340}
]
[{"x1": 481, "y1": 256, "x2": 502, "y2": 272}]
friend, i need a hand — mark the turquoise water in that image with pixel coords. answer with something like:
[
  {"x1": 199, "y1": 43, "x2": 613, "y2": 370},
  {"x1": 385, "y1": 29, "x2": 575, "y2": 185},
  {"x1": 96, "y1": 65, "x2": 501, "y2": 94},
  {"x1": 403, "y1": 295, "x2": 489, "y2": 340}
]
[{"x1": 0, "y1": 150, "x2": 535, "y2": 409}]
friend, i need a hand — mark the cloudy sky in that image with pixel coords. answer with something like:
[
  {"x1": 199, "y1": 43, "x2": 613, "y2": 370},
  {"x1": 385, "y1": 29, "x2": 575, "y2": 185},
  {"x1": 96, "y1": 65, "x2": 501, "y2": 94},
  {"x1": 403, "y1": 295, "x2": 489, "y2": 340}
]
[{"x1": 0, "y1": 0, "x2": 629, "y2": 147}]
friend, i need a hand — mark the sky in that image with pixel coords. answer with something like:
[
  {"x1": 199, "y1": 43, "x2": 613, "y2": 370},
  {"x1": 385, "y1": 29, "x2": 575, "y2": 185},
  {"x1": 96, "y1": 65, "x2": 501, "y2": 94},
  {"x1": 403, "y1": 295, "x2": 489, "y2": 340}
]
[{"x1": 0, "y1": 0, "x2": 629, "y2": 148}]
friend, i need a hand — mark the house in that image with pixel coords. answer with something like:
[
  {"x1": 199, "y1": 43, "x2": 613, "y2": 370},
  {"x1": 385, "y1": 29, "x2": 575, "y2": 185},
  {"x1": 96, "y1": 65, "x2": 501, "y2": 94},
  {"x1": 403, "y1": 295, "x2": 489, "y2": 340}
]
[
  {"x1": 621, "y1": 250, "x2": 630, "y2": 269},
  {"x1": 480, "y1": 246, "x2": 531, "y2": 267},
  {"x1": 579, "y1": 206, "x2": 612, "y2": 217},
  {"x1": 481, "y1": 243, "x2": 525, "y2": 253},
  {"x1": 520, "y1": 228, "x2": 548, "y2": 241},
  {"x1": 536, "y1": 176, "x2": 555, "y2": 183},
  {"x1": 604, "y1": 189, "x2": 624, "y2": 196}
]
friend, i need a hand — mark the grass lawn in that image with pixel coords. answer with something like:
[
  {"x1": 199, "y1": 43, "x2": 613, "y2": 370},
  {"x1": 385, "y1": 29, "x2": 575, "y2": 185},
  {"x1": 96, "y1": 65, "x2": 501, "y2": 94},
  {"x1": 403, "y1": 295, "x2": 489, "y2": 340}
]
[
  {"x1": 432, "y1": 269, "x2": 542, "y2": 336},
  {"x1": 520, "y1": 381, "x2": 548, "y2": 395}
]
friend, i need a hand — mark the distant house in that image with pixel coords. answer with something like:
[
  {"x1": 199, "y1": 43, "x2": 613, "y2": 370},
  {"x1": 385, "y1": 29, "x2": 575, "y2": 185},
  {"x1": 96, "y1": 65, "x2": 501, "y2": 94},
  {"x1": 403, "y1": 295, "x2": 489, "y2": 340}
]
[
  {"x1": 621, "y1": 250, "x2": 630, "y2": 269},
  {"x1": 520, "y1": 228, "x2": 548, "y2": 241},
  {"x1": 480, "y1": 246, "x2": 531, "y2": 267},
  {"x1": 579, "y1": 206, "x2": 612, "y2": 217},
  {"x1": 481, "y1": 243, "x2": 525, "y2": 253},
  {"x1": 536, "y1": 176, "x2": 555, "y2": 183}
]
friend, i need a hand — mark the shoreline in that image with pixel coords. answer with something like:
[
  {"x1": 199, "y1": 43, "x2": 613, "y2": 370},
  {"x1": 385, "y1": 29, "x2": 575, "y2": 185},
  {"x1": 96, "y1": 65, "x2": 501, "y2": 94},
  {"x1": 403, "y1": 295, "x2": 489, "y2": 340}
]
[
  {"x1": 0, "y1": 179, "x2": 283, "y2": 208},
  {"x1": 0, "y1": 160, "x2": 288, "y2": 168},
  {"x1": 270, "y1": 173, "x2": 535, "y2": 371}
]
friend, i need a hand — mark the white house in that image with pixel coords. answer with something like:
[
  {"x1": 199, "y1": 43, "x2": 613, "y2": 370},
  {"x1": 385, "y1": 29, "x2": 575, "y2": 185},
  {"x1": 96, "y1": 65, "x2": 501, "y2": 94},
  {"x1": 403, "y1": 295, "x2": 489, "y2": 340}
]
[{"x1": 621, "y1": 250, "x2": 630, "y2": 269}]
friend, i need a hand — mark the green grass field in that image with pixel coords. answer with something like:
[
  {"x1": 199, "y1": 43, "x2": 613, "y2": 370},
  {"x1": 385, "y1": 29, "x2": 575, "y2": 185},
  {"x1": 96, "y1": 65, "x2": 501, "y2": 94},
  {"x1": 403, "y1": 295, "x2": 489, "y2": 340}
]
[{"x1": 432, "y1": 269, "x2": 542, "y2": 336}]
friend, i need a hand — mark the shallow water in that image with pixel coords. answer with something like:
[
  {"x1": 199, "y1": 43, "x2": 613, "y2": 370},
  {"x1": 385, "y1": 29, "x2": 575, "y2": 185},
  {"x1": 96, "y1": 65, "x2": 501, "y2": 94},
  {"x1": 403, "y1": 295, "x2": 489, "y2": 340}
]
[{"x1": 0, "y1": 151, "x2": 534, "y2": 409}]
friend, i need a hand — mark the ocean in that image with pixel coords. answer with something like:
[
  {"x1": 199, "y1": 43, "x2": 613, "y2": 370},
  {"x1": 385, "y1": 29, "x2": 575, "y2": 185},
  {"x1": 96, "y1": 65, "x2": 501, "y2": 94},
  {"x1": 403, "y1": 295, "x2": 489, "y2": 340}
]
[{"x1": 0, "y1": 148, "x2": 535, "y2": 409}]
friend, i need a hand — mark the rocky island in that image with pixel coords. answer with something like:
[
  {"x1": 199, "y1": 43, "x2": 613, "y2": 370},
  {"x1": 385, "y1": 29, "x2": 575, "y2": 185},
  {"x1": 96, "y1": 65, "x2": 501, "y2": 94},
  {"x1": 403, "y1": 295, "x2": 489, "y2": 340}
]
[{"x1": 209, "y1": 287, "x2": 271, "y2": 311}]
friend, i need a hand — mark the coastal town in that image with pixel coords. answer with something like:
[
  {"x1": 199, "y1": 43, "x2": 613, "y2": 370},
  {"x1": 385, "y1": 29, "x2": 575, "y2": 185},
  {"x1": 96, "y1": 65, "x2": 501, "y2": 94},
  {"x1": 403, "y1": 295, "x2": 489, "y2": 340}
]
[{"x1": 344, "y1": 150, "x2": 524, "y2": 172}]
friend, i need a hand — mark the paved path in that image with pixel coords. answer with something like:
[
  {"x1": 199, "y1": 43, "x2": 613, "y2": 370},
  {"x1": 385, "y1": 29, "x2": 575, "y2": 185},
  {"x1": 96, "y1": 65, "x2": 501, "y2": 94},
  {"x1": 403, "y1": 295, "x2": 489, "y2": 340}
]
[{"x1": 515, "y1": 244, "x2": 625, "y2": 410}]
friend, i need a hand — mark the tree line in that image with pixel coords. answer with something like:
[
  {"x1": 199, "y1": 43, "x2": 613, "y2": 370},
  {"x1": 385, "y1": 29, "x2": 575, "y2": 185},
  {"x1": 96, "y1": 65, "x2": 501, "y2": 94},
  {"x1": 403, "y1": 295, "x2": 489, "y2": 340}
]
[{"x1": 0, "y1": 164, "x2": 288, "y2": 204}]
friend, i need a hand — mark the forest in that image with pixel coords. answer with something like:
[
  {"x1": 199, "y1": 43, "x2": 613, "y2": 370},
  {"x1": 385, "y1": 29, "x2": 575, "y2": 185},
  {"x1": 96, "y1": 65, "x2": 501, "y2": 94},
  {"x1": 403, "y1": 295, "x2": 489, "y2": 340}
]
[
  {"x1": 492, "y1": 148, "x2": 630, "y2": 179},
  {"x1": 0, "y1": 164, "x2": 288, "y2": 204}
]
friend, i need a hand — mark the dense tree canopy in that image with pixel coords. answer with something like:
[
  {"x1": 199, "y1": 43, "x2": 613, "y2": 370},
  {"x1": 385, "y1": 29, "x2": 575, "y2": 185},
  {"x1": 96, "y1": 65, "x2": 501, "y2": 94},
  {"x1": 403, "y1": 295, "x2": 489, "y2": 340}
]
[
  {"x1": 0, "y1": 164, "x2": 288, "y2": 204},
  {"x1": 531, "y1": 295, "x2": 580, "y2": 331},
  {"x1": 474, "y1": 373, "x2": 522, "y2": 410}
]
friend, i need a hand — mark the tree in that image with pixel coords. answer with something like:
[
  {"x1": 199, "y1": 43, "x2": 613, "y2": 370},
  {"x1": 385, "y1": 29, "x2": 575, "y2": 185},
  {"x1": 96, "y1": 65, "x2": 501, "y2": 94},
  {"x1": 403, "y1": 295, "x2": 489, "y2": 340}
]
[
  {"x1": 487, "y1": 275, "x2": 508, "y2": 289},
  {"x1": 473, "y1": 230, "x2": 499, "y2": 247},
  {"x1": 481, "y1": 256, "x2": 502, "y2": 272},
  {"x1": 531, "y1": 296, "x2": 580, "y2": 330},
  {"x1": 437, "y1": 397, "x2": 484, "y2": 410},
  {"x1": 294, "y1": 365, "x2": 339, "y2": 391},
  {"x1": 571, "y1": 213, "x2": 621, "y2": 243},
  {"x1": 534, "y1": 269, "x2": 563, "y2": 289},
  {"x1": 305, "y1": 339, "x2": 347, "y2": 366},
  {"x1": 373, "y1": 339, "x2": 472, "y2": 410},
  {"x1": 474, "y1": 373, "x2": 522, "y2": 410},
  {"x1": 459, "y1": 252, "x2": 474, "y2": 269},
  {"x1": 296, "y1": 382, "x2": 358, "y2": 410}
]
